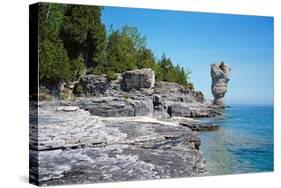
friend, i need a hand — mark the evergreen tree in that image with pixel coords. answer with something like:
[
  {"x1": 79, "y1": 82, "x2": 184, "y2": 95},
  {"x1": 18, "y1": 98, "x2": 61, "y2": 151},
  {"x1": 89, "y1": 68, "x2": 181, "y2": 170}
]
[
  {"x1": 61, "y1": 5, "x2": 106, "y2": 68},
  {"x1": 37, "y1": 3, "x2": 193, "y2": 88},
  {"x1": 136, "y1": 47, "x2": 155, "y2": 69},
  {"x1": 106, "y1": 28, "x2": 137, "y2": 73},
  {"x1": 38, "y1": 3, "x2": 71, "y2": 83},
  {"x1": 39, "y1": 39, "x2": 71, "y2": 82}
]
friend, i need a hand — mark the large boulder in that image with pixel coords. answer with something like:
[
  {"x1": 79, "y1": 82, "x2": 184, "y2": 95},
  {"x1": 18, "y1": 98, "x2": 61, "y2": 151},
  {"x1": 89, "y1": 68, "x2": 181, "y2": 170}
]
[
  {"x1": 74, "y1": 75, "x2": 111, "y2": 97},
  {"x1": 211, "y1": 62, "x2": 231, "y2": 107},
  {"x1": 121, "y1": 68, "x2": 155, "y2": 91},
  {"x1": 77, "y1": 97, "x2": 153, "y2": 117}
]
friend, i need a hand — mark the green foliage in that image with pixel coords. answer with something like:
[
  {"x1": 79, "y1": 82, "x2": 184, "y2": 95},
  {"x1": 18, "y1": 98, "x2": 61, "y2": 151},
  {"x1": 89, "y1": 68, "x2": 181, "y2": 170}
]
[
  {"x1": 106, "y1": 28, "x2": 137, "y2": 73},
  {"x1": 39, "y1": 3, "x2": 66, "y2": 42},
  {"x1": 91, "y1": 66, "x2": 105, "y2": 75},
  {"x1": 39, "y1": 39, "x2": 71, "y2": 82},
  {"x1": 155, "y1": 53, "x2": 191, "y2": 85},
  {"x1": 183, "y1": 82, "x2": 194, "y2": 90},
  {"x1": 38, "y1": 3, "x2": 193, "y2": 88},
  {"x1": 61, "y1": 5, "x2": 106, "y2": 68},
  {"x1": 121, "y1": 25, "x2": 146, "y2": 50},
  {"x1": 39, "y1": 87, "x2": 53, "y2": 101},
  {"x1": 70, "y1": 56, "x2": 85, "y2": 80},
  {"x1": 136, "y1": 47, "x2": 156, "y2": 69},
  {"x1": 106, "y1": 70, "x2": 118, "y2": 81},
  {"x1": 123, "y1": 93, "x2": 129, "y2": 100},
  {"x1": 39, "y1": 3, "x2": 71, "y2": 83},
  {"x1": 73, "y1": 84, "x2": 84, "y2": 95}
]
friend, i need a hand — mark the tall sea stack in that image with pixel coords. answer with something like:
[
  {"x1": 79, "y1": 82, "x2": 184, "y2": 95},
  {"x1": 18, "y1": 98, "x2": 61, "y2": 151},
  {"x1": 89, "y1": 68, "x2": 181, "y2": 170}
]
[{"x1": 211, "y1": 62, "x2": 231, "y2": 107}]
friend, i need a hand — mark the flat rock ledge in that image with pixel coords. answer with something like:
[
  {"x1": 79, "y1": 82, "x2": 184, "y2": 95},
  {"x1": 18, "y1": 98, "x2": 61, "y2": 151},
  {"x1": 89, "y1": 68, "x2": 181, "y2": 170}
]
[{"x1": 30, "y1": 104, "x2": 207, "y2": 186}]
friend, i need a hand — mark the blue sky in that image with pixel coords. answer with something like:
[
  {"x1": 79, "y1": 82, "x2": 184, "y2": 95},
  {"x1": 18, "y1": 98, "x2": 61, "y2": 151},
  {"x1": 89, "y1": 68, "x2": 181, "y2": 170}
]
[{"x1": 102, "y1": 7, "x2": 274, "y2": 105}]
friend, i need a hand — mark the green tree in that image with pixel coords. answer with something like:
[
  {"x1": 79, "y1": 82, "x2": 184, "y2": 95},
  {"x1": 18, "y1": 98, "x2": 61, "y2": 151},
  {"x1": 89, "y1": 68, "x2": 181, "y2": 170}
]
[
  {"x1": 158, "y1": 53, "x2": 173, "y2": 82},
  {"x1": 156, "y1": 53, "x2": 191, "y2": 85},
  {"x1": 39, "y1": 3, "x2": 66, "y2": 42},
  {"x1": 70, "y1": 56, "x2": 85, "y2": 80},
  {"x1": 37, "y1": 3, "x2": 193, "y2": 89},
  {"x1": 136, "y1": 47, "x2": 156, "y2": 69},
  {"x1": 106, "y1": 29, "x2": 137, "y2": 73},
  {"x1": 61, "y1": 5, "x2": 106, "y2": 68},
  {"x1": 39, "y1": 39, "x2": 71, "y2": 82},
  {"x1": 38, "y1": 3, "x2": 71, "y2": 83},
  {"x1": 121, "y1": 25, "x2": 146, "y2": 50}
]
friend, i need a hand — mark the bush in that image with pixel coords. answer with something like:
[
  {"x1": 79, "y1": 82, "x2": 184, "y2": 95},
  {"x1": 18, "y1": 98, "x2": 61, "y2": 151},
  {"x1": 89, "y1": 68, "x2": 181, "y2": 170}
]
[
  {"x1": 39, "y1": 39, "x2": 71, "y2": 83},
  {"x1": 70, "y1": 56, "x2": 85, "y2": 80},
  {"x1": 38, "y1": 87, "x2": 53, "y2": 101},
  {"x1": 106, "y1": 70, "x2": 118, "y2": 81},
  {"x1": 91, "y1": 66, "x2": 105, "y2": 75},
  {"x1": 73, "y1": 84, "x2": 84, "y2": 95},
  {"x1": 183, "y1": 83, "x2": 194, "y2": 90},
  {"x1": 123, "y1": 93, "x2": 129, "y2": 100}
]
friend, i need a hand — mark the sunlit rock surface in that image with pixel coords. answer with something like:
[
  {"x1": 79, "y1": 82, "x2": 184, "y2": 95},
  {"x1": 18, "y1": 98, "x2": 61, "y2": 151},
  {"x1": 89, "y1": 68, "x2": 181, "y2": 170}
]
[
  {"x1": 29, "y1": 103, "x2": 207, "y2": 186},
  {"x1": 211, "y1": 62, "x2": 231, "y2": 107}
]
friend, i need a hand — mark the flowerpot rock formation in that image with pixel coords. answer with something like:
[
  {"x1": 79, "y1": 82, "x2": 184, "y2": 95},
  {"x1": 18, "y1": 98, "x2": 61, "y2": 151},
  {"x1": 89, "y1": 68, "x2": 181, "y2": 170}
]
[{"x1": 211, "y1": 62, "x2": 231, "y2": 107}]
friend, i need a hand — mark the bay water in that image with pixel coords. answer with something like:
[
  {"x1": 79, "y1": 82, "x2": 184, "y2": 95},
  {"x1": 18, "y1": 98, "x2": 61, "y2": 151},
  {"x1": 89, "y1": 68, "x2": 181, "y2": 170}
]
[{"x1": 198, "y1": 105, "x2": 273, "y2": 175}]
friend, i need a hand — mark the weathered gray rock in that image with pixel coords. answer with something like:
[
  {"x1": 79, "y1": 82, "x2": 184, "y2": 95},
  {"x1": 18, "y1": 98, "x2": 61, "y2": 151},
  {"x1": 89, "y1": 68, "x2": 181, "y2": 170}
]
[
  {"x1": 56, "y1": 106, "x2": 79, "y2": 112},
  {"x1": 73, "y1": 69, "x2": 155, "y2": 97},
  {"x1": 165, "y1": 102, "x2": 217, "y2": 118},
  {"x1": 121, "y1": 68, "x2": 155, "y2": 91},
  {"x1": 192, "y1": 91, "x2": 205, "y2": 103},
  {"x1": 153, "y1": 94, "x2": 161, "y2": 107},
  {"x1": 211, "y1": 62, "x2": 231, "y2": 107},
  {"x1": 29, "y1": 104, "x2": 207, "y2": 186},
  {"x1": 154, "y1": 81, "x2": 205, "y2": 104},
  {"x1": 76, "y1": 97, "x2": 153, "y2": 117},
  {"x1": 179, "y1": 119, "x2": 219, "y2": 132},
  {"x1": 74, "y1": 75, "x2": 111, "y2": 97},
  {"x1": 154, "y1": 81, "x2": 190, "y2": 95}
]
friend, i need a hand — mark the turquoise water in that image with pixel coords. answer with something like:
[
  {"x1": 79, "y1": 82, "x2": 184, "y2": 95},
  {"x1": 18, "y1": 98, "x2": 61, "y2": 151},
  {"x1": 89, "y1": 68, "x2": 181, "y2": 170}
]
[{"x1": 198, "y1": 105, "x2": 273, "y2": 175}]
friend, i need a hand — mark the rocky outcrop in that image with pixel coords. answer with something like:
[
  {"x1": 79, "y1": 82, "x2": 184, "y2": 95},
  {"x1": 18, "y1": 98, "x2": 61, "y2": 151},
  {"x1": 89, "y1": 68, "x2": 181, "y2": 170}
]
[
  {"x1": 77, "y1": 97, "x2": 153, "y2": 117},
  {"x1": 121, "y1": 68, "x2": 155, "y2": 91},
  {"x1": 164, "y1": 102, "x2": 218, "y2": 118},
  {"x1": 74, "y1": 74, "x2": 111, "y2": 97},
  {"x1": 179, "y1": 120, "x2": 219, "y2": 132},
  {"x1": 154, "y1": 81, "x2": 191, "y2": 95},
  {"x1": 154, "y1": 82, "x2": 205, "y2": 104},
  {"x1": 73, "y1": 69, "x2": 155, "y2": 97},
  {"x1": 211, "y1": 62, "x2": 231, "y2": 107},
  {"x1": 192, "y1": 91, "x2": 205, "y2": 103},
  {"x1": 32, "y1": 64, "x2": 227, "y2": 186},
  {"x1": 29, "y1": 104, "x2": 207, "y2": 186},
  {"x1": 151, "y1": 82, "x2": 215, "y2": 118}
]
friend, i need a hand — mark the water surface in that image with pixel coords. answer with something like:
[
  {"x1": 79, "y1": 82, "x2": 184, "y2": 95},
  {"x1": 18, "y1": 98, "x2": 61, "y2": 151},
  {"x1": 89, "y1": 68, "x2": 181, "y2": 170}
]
[{"x1": 198, "y1": 105, "x2": 273, "y2": 175}]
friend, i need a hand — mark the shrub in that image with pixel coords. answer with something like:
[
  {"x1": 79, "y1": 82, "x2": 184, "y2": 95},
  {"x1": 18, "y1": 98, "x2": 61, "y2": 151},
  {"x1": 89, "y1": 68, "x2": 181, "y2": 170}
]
[
  {"x1": 183, "y1": 83, "x2": 194, "y2": 90},
  {"x1": 70, "y1": 56, "x2": 85, "y2": 80},
  {"x1": 39, "y1": 39, "x2": 71, "y2": 83},
  {"x1": 106, "y1": 70, "x2": 118, "y2": 81},
  {"x1": 73, "y1": 84, "x2": 84, "y2": 95},
  {"x1": 123, "y1": 93, "x2": 129, "y2": 100}
]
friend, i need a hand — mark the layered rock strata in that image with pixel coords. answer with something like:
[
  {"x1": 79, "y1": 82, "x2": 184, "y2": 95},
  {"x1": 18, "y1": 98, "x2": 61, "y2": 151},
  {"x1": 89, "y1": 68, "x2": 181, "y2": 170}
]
[
  {"x1": 30, "y1": 104, "x2": 207, "y2": 186},
  {"x1": 211, "y1": 62, "x2": 231, "y2": 107}
]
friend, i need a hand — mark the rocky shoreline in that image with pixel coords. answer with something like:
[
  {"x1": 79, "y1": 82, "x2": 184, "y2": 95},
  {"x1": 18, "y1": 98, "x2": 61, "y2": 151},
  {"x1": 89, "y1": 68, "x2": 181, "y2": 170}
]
[
  {"x1": 30, "y1": 103, "x2": 208, "y2": 186},
  {"x1": 30, "y1": 64, "x2": 231, "y2": 186}
]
